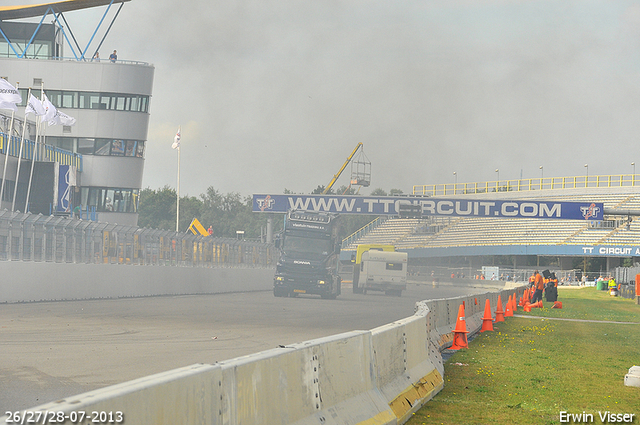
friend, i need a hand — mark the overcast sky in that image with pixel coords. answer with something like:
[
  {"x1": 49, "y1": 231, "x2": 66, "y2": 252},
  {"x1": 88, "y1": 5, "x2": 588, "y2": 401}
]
[{"x1": 19, "y1": 1, "x2": 640, "y2": 197}]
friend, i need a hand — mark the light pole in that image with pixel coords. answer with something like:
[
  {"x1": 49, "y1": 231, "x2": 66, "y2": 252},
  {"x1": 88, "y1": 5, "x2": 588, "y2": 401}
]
[
  {"x1": 584, "y1": 164, "x2": 589, "y2": 187},
  {"x1": 632, "y1": 162, "x2": 636, "y2": 176},
  {"x1": 633, "y1": 162, "x2": 636, "y2": 185},
  {"x1": 495, "y1": 168, "x2": 499, "y2": 181},
  {"x1": 453, "y1": 171, "x2": 457, "y2": 185},
  {"x1": 539, "y1": 165, "x2": 543, "y2": 179}
]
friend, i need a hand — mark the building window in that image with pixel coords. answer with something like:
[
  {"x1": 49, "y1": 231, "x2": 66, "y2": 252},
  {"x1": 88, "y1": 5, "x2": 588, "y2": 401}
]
[
  {"x1": 95, "y1": 140, "x2": 111, "y2": 155},
  {"x1": 40, "y1": 136, "x2": 145, "y2": 158},
  {"x1": 78, "y1": 138, "x2": 95, "y2": 155},
  {"x1": 17, "y1": 89, "x2": 150, "y2": 113},
  {"x1": 80, "y1": 187, "x2": 140, "y2": 213}
]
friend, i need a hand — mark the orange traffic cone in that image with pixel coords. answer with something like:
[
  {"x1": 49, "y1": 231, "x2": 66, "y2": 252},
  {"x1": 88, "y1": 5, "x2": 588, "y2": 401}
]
[
  {"x1": 494, "y1": 295, "x2": 505, "y2": 322},
  {"x1": 505, "y1": 296, "x2": 514, "y2": 317},
  {"x1": 523, "y1": 288, "x2": 530, "y2": 304},
  {"x1": 552, "y1": 301, "x2": 563, "y2": 309},
  {"x1": 480, "y1": 299, "x2": 494, "y2": 332},
  {"x1": 511, "y1": 293, "x2": 518, "y2": 312},
  {"x1": 518, "y1": 292, "x2": 525, "y2": 307},
  {"x1": 529, "y1": 300, "x2": 543, "y2": 309},
  {"x1": 450, "y1": 304, "x2": 469, "y2": 349}
]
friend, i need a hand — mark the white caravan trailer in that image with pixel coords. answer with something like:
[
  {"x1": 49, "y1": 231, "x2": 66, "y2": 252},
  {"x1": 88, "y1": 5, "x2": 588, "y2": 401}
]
[{"x1": 357, "y1": 250, "x2": 408, "y2": 296}]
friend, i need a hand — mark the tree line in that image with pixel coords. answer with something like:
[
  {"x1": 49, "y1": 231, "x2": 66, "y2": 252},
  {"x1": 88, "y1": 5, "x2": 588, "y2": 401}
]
[{"x1": 138, "y1": 185, "x2": 404, "y2": 241}]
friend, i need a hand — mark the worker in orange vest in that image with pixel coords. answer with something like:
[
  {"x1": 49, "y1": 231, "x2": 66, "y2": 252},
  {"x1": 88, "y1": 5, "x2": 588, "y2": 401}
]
[{"x1": 530, "y1": 270, "x2": 545, "y2": 303}]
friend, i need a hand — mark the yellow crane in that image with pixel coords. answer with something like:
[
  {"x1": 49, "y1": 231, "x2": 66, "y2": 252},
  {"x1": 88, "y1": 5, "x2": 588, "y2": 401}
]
[{"x1": 323, "y1": 143, "x2": 370, "y2": 194}]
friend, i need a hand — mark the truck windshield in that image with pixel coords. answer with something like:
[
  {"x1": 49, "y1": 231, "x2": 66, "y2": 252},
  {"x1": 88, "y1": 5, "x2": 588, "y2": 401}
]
[{"x1": 283, "y1": 235, "x2": 332, "y2": 256}]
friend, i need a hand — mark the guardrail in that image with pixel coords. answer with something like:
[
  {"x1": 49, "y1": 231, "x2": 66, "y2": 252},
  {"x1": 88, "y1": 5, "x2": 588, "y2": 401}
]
[
  {"x1": 341, "y1": 215, "x2": 389, "y2": 249},
  {"x1": 0, "y1": 210, "x2": 276, "y2": 267},
  {"x1": 1, "y1": 132, "x2": 83, "y2": 171},
  {"x1": 413, "y1": 174, "x2": 640, "y2": 196},
  {"x1": 0, "y1": 285, "x2": 526, "y2": 424}
]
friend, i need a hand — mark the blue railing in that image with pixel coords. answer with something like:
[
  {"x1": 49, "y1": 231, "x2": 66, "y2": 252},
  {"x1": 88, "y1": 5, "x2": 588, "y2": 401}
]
[{"x1": 0, "y1": 132, "x2": 83, "y2": 171}]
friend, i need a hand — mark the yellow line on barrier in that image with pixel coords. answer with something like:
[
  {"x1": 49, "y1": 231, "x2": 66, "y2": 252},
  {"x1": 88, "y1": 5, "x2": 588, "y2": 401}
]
[
  {"x1": 357, "y1": 409, "x2": 397, "y2": 425},
  {"x1": 388, "y1": 369, "x2": 444, "y2": 423}
]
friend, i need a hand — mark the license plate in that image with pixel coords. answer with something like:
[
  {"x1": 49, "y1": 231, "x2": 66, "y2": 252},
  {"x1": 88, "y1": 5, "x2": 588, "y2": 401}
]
[{"x1": 293, "y1": 289, "x2": 306, "y2": 293}]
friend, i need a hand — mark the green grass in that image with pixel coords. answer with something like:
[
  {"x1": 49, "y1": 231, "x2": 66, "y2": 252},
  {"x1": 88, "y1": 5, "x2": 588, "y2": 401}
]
[{"x1": 407, "y1": 288, "x2": 640, "y2": 425}]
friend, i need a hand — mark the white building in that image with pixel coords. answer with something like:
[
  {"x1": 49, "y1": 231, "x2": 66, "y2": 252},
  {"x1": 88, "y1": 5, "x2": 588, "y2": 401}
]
[{"x1": 0, "y1": 0, "x2": 154, "y2": 225}]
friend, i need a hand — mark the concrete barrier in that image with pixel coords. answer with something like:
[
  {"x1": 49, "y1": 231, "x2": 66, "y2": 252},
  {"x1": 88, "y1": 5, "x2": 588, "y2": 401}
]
[
  {"x1": 1, "y1": 285, "x2": 527, "y2": 425},
  {"x1": 0, "y1": 262, "x2": 274, "y2": 303}
]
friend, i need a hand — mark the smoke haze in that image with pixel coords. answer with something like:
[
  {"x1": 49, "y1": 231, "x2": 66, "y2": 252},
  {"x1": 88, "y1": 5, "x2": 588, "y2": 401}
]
[{"x1": 17, "y1": 1, "x2": 640, "y2": 196}]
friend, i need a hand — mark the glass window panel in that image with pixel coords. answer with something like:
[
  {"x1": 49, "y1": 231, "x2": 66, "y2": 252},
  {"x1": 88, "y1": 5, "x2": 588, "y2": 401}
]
[
  {"x1": 78, "y1": 138, "x2": 95, "y2": 155},
  {"x1": 56, "y1": 137, "x2": 72, "y2": 151},
  {"x1": 95, "y1": 140, "x2": 111, "y2": 155},
  {"x1": 98, "y1": 94, "x2": 110, "y2": 109},
  {"x1": 80, "y1": 187, "x2": 89, "y2": 207},
  {"x1": 103, "y1": 189, "x2": 115, "y2": 211},
  {"x1": 141, "y1": 96, "x2": 148, "y2": 112},
  {"x1": 111, "y1": 140, "x2": 125, "y2": 156},
  {"x1": 130, "y1": 96, "x2": 139, "y2": 112},
  {"x1": 125, "y1": 97, "x2": 130, "y2": 111},
  {"x1": 47, "y1": 90, "x2": 62, "y2": 107},
  {"x1": 113, "y1": 190, "x2": 123, "y2": 212},
  {"x1": 135, "y1": 141, "x2": 145, "y2": 158},
  {"x1": 88, "y1": 94, "x2": 101, "y2": 109},
  {"x1": 125, "y1": 140, "x2": 136, "y2": 156},
  {"x1": 62, "y1": 92, "x2": 76, "y2": 108},
  {"x1": 115, "y1": 96, "x2": 126, "y2": 111},
  {"x1": 132, "y1": 189, "x2": 139, "y2": 212},
  {"x1": 120, "y1": 190, "x2": 133, "y2": 212},
  {"x1": 79, "y1": 92, "x2": 92, "y2": 109},
  {"x1": 17, "y1": 89, "x2": 27, "y2": 107}
]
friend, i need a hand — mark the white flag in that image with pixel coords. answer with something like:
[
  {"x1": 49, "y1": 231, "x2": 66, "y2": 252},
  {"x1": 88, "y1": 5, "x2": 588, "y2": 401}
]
[
  {"x1": 49, "y1": 110, "x2": 76, "y2": 126},
  {"x1": 25, "y1": 94, "x2": 46, "y2": 116},
  {"x1": 0, "y1": 79, "x2": 21, "y2": 105},
  {"x1": 0, "y1": 101, "x2": 17, "y2": 112},
  {"x1": 171, "y1": 126, "x2": 181, "y2": 150},
  {"x1": 41, "y1": 93, "x2": 57, "y2": 123}
]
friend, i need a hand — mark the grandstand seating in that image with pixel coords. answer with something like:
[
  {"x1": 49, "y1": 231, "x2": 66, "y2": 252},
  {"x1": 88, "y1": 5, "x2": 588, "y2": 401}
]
[{"x1": 343, "y1": 186, "x2": 640, "y2": 252}]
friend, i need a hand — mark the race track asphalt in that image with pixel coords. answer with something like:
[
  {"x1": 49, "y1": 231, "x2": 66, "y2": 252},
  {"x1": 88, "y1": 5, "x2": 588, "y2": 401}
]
[{"x1": 0, "y1": 282, "x2": 495, "y2": 412}]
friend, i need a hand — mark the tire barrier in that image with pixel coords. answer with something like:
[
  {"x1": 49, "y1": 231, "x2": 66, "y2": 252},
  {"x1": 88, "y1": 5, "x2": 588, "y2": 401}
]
[{"x1": 1, "y1": 286, "x2": 527, "y2": 425}]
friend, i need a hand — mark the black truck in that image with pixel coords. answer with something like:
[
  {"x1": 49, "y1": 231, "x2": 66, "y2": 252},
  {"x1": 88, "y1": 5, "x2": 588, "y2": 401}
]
[{"x1": 273, "y1": 209, "x2": 341, "y2": 299}]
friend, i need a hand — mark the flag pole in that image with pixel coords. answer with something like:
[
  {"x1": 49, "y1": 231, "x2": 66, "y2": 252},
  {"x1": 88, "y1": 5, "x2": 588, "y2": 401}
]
[
  {"x1": 12, "y1": 87, "x2": 31, "y2": 211},
  {"x1": 0, "y1": 106, "x2": 16, "y2": 205},
  {"x1": 175, "y1": 125, "x2": 181, "y2": 232},
  {"x1": 176, "y1": 141, "x2": 180, "y2": 232},
  {"x1": 25, "y1": 82, "x2": 44, "y2": 212}
]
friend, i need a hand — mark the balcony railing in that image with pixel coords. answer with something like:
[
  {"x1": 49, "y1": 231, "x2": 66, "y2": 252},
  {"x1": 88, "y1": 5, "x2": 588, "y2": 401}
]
[
  {"x1": 413, "y1": 175, "x2": 640, "y2": 196},
  {"x1": 0, "y1": 132, "x2": 83, "y2": 171}
]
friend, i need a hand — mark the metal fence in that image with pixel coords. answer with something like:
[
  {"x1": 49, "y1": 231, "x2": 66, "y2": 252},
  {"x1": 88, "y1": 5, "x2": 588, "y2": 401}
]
[
  {"x1": 0, "y1": 210, "x2": 277, "y2": 267},
  {"x1": 413, "y1": 173, "x2": 640, "y2": 196},
  {"x1": 614, "y1": 266, "x2": 640, "y2": 300}
]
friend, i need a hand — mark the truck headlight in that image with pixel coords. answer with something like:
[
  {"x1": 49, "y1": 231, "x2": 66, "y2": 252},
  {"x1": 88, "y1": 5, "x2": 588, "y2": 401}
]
[
  {"x1": 276, "y1": 276, "x2": 284, "y2": 281},
  {"x1": 318, "y1": 280, "x2": 325, "y2": 285}
]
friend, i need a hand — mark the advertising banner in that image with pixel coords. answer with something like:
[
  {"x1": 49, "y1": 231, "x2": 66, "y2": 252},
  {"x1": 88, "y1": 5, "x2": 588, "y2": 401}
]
[
  {"x1": 252, "y1": 194, "x2": 604, "y2": 221},
  {"x1": 56, "y1": 164, "x2": 72, "y2": 212}
]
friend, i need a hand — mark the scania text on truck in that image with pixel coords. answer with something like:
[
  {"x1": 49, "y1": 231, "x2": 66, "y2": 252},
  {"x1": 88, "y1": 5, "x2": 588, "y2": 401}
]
[{"x1": 273, "y1": 210, "x2": 342, "y2": 299}]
